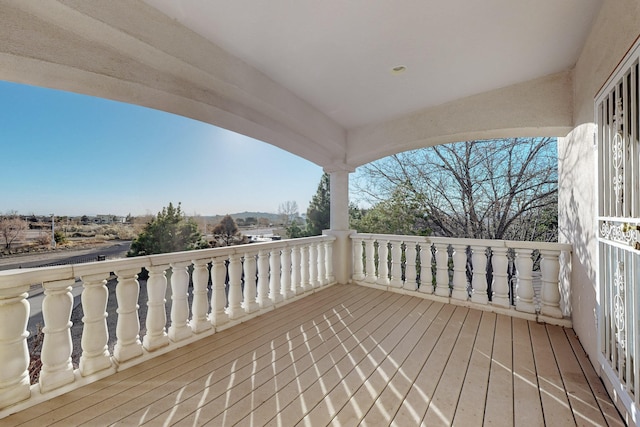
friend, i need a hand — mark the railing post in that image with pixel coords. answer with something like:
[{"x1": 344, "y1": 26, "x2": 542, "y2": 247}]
[
  {"x1": 515, "y1": 248, "x2": 536, "y2": 314},
  {"x1": 39, "y1": 278, "x2": 76, "y2": 392},
  {"x1": 451, "y1": 243, "x2": 468, "y2": 301},
  {"x1": 113, "y1": 268, "x2": 143, "y2": 364},
  {"x1": 227, "y1": 254, "x2": 243, "y2": 319},
  {"x1": 377, "y1": 240, "x2": 390, "y2": 286},
  {"x1": 540, "y1": 249, "x2": 563, "y2": 318},
  {"x1": 143, "y1": 266, "x2": 170, "y2": 352},
  {"x1": 257, "y1": 249, "x2": 272, "y2": 306},
  {"x1": 364, "y1": 238, "x2": 376, "y2": 284},
  {"x1": 0, "y1": 284, "x2": 31, "y2": 409},
  {"x1": 352, "y1": 237, "x2": 365, "y2": 281},
  {"x1": 189, "y1": 260, "x2": 211, "y2": 334},
  {"x1": 169, "y1": 262, "x2": 194, "y2": 340},
  {"x1": 270, "y1": 248, "x2": 283, "y2": 302},
  {"x1": 301, "y1": 245, "x2": 312, "y2": 292},
  {"x1": 210, "y1": 256, "x2": 229, "y2": 327},
  {"x1": 243, "y1": 252, "x2": 259, "y2": 313},
  {"x1": 389, "y1": 240, "x2": 403, "y2": 288},
  {"x1": 470, "y1": 245, "x2": 489, "y2": 304},
  {"x1": 491, "y1": 247, "x2": 510, "y2": 308},
  {"x1": 290, "y1": 246, "x2": 303, "y2": 296},
  {"x1": 79, "y1": 273, "x2": 112, "y2": 376},
  {"x1": 434, "y1": 243, "x2": 450, "y2": 297},
  {"x1": 419, "y1": 242, "x2": 433, "y2": 294},
  {"x1": 404, "y1": 242, "x2": 418, "y2": 291},
  {"x1": 324, "y1": 239, "x2": 335, "y2": 283},
  {"x1": 308, "y1": 243, "x2": 319, "y2": 288},
  {"x1": 317, "y1": 242, "x2": 326, "y2": 286},
  {"x1": 280, "y1": 246, "x2": 294, "y2": 298}
]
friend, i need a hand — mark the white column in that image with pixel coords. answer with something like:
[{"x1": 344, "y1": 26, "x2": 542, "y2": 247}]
[
  {"x1": 113, "y1": 268, "x2": 143, "y2": 364},
  {"x1": 242, "y1": 252, "x2": 260, "y2": 313},
  {"x1": 364, "y1": 238, "x2": 376, "y2": 283},
  {"x1": 257, "y1": 250, "x2": 272, "y2": 306},
  {"x1": 377, "y1": 240, "x2": 390, "y2": 286},
  {"x1": 227, "y1": 254, "x2": 243, "y2": 319},
  {"x1": 515, "y1": 248, "x2": 536, "y2": 314},
  {"x1": 540, "y1": 249, "x2": 563, "y2": 318},
  {"x1": 40, "y1": 278, "x2": 75, "y2": 392},
  {"x1": 269, "y1": 248, "x2": 283, "y2": 302},
  {"x1": 280, "y1": 246, "x2": 294, "y2": 298},
  {"x1": 352, "y1": 237, "x2": 365, "y2": 281},
  {"x1": 210, "y1": 256, "x2": 229, "y2": 327},
  {"x1": 143, "y1": 266, "x2": 169, "y2": 351},
  {"x1": 79, "y1": 273, "x2": 112, "y2": 376},
  {"x1": 470, "y1": 245, "x2": 489, "y2": 305},
  {"x1": 491, "y1": 247, "x2": 510, "y2": 308},
  {"x1": 404, "y1": 242, "x2": 418, "y2": 291},
  {"x1": 434, "y1": 243, "x2": 450, "y2": 297},
  {"x1": 326, "y1": 168, "x2": 355, "y2": 285},
  {"x1": 167, "y1": 261, "x2": 190, "y2": 340},
  {"x1": 0, "y1": 284, "x2": 31, "y2": 408},
  {"x1": 389, "y1": 240, "x2": 403, "y2": 288},
  {"x1": 419, "y1": 242, "x2": 433, "y2": 294},
  {"x1": 189, "y1": 260, "x2": 211, "y2": 334}
]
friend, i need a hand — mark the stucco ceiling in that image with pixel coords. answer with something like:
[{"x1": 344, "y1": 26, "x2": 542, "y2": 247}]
[{"x1": 143, "y1": 0, "x2": 603, "y2": 130}]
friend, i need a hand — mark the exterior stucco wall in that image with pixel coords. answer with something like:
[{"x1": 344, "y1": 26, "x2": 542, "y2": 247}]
[{"x1": 561, "y1": 0, "x2": 640, "y2": 377}]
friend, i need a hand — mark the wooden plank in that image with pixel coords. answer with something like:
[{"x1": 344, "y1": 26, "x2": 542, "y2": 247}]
[
  {"x1": 547, "y1": 326, "x2": 615, "y2": 427},
  {"x1": 512, "y1": 318, "x2": 544, "y2": 427},
  {"x1": 358, "y1": 303, "x2": 455, "y2": 426},
  {"x1": 421, "y1": 308, "x2": 482, "y2": 427},
  {"x1": 452, "y1": 311, "x2": 496, "y2": 427},
  {"x1": 529, "y1": 321, "x2": 574, "y2": 425},
  {"x1": 484, "y1": 314, "x2": 513, "y2": 427},
  {"x1": 389, "y1": 306, "x2": 469, "y2": 426}
]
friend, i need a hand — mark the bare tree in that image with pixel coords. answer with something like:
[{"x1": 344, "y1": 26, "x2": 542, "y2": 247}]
[
  {"x1": 211, "y1": 214, "x2": 240, "y2": 246},
  {"x1": 278, "y1": 201, "x2": 299, "y2": 226},
  {"x1": 353, "y1": 138, "x2": 558, "y2": 241},
  {"x1": 1, "y1": 212, "x2": 28, "y2": 251}
]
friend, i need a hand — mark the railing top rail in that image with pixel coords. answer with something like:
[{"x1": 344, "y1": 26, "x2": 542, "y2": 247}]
[{"x1": 0, "y1": 235, "x2": 335, "y2": 290}]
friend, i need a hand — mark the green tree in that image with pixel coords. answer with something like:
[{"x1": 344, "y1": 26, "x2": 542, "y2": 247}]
[
  {"x1": 306, "y1": 173, "x2": 330, "y2": 236},
  {"x1": 286, "y1": 220, "x2": 306, "y2": 238},
  {"x1": 352, "y1": 188, "x2": 431, "y2": 235},
  {"x1": 212, "y1": 214, "x2": 240, "y2": 246},
  {"x1": 127, "y1": 202, "x2": 207, "y2": 256}
]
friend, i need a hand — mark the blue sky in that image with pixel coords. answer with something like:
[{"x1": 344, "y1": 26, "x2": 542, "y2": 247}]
[{"x1": 0, "y1": 81, "x2": 323, "y2": 217}]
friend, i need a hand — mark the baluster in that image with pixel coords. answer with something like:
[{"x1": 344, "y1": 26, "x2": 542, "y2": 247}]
[
  {"x1": 377, "y1": 240, "x2": 390, "y2": 286},
  {"x1": 79, "y1": 273, "x2": 112, "y2": 376},
  {"x1": 210, "y1": 256, "x2": 229, "y2": 327},
  {"x1": 324, "y1": 239, "x2": 335, "y2": 283},
  {"x1": 404, "y1": 242, "x2": 418, "y2": 290},
  {"x1": 470, "y1": 245, "x2": 489, "y2": 304},
  {"x1": 419, "y1": 242, "x2": 433, "y2": 294},
  {"x1": 291, "y1": 246, "x2": 302, "y2": 295},
  {"x1": 257, "y1": 249, "x2": 272, "y2": 306},
  {"x1": 389, "y1": 240, "x2": 403, "y2": 288},
  {"x1": 451, "y1": 244, "x2": 468, "y2": 300},
  {"x1": 270, "y1": 248, "x2": 283, "y2": 302},
  {"x1": 0, "y1": 284, "x2": 30, "y2": 408},
  {"x1": 352, "y1": 237, "x2": 365, "y2": 281},
  {"x1": 227, "y1": 254, "x2": 243, "y2": 319},
  {"x1": 281, "y1": 246, "x2": 294, "y2": 298},
  {"x1": 169, "y1": 262, "x2": 192, "y2": 340},
  {"x1": 243, "y1": 252, "x2": 259, "y2": 313},
  {"x1": 40, "y1": 278, "x2": 75, "y2": 392},
  {"x1": 364, "y1": 238, "x2": 376, "y2": 283},
  {"x1": 301, "y1": 245, "x2": 312, "y2": 291},
  {"x1": 189, "y1": 260, "x2": 211, "y2": 334},
  {"x1": 434, "y1": 243, "x2": 450, "y2": 297},
  {"x1": 113, "y1": 268, "x2": 143, "y2": 364},
  {"x1": 540, "y1": 249, "x2": 563, "y2": 318},
  {"x1": 515, "y1": 248, "x2": 536, "y2": 313},
  {"x1": 491, "y1": 247, "x2": 510, "y2": 307},
  {"x1": 317, "y1": 242, "x2": 326, "y2": 286},
  {"x1": 309, "y1": 243, "x2": 319, "y2": 288},
  {"x1": 143, "y1": 266, "x2": 169, "y2": 351}
]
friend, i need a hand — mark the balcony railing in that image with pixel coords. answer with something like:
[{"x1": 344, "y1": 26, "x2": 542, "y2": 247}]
[
  {"x1": 350, "y1": 234, "x2": 572, "y2": 326},
  {"x1": 0, "y1": 235, "x2": 335, "y2": 416}
]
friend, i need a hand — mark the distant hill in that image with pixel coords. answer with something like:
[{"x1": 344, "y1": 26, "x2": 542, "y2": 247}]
[{"x1": 204, "y1": 212, "x2": 281, "y2": 223}]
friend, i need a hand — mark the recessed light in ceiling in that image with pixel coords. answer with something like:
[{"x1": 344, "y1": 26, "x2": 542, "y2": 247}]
[{"x1": 391, "y1": 65, "x2": 407, "y2": 75}]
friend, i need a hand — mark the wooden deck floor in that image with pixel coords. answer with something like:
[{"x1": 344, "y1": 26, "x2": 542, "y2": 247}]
[{"x1": 6, "y1": 284, "x2": 624, "y2": 426}]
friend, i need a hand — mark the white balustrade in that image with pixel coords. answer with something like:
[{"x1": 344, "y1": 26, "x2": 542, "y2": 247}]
[
  {"x1": 470, "y1": 245, "x2": 488, "y2": 304},
  {"x1": 143, "y1": 266, "x2": 169, "y2": 351},
  {"x1": 389, "y1": 241, "x2": 403, "y2": 288},
  {"x1": 113, "y1": 268, "x2": 143, "y2": 364},
  {"x1": 434, "y1": 243, "x2": 450, "y2": 297},
  {"x1": 324, "y1": 240, "x2": 334, "y2": 283},
  {"x1": 364, "y1": 239, "x2": 376, "y2": 284},
  {"x1": 210, "y1": 256, "x2": 229, "y2": 327},
  {"x1": 514, "y1": 248, "x2": 536, "y2": 314},
  {"x1": 491, "y1": 248, "x2": 510, "y2": 308},
  {"x1": 317, "y1": 243, "x2": 326, "y2": 286},
  {"x1": 404, "y1": 242, "x2": 418, "y2": 291},
  {"x1": 539, "y1": 249, "x2": 562, "y2": 318},
  {"x1": 281, "y1": 247, "x2": 294, "y2": 298},
  {"x1": 308, "y1": 243, "x2": 319, "y2": 289},
  {"x1": 39, "y1": 278, "x2": 75, "y2": 392},
  {"x1": 79, "y1": 273, "x2": 112, "y2": 376},
  {"x1": 290, "y1": 246, "x2": 302, "y2": 296},
  {"x1": 257, "y1": 250, "x2": 272, "y2": 306},
  {"x1": 0, "y1": 283, "x2": 30, "y2": 408},
  {"x1": 189, "y1": 260, "x2": 211, "y2": 334},
  {"x1": 270, "y1": 249, "x2": 283, "y2": 302},
  {"x1": 377, "y1": 240, "x2": 390, "y2": 286},
  {"x1": 301, "y1": 245, "x2": 311, "y2": 292},
  {"x1": 450, "y1": 244, "x2": 468, "y2": 301},
  {"x1": 419, "y1": 243, "x2": 433, "y2": 294},
  {"x1": 352, "y1": 237, "x2": 365, "y2": 281},
  {"x1": 227, "y1": 254, "x2": 243, "y2": 319},
  {"x1": 243, "y1": 252, "x2": 259, "y2": 313}
]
